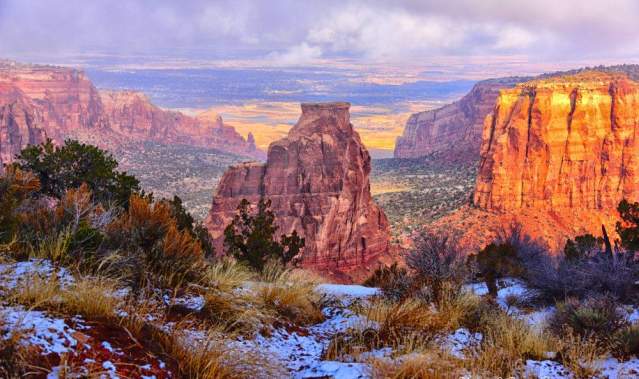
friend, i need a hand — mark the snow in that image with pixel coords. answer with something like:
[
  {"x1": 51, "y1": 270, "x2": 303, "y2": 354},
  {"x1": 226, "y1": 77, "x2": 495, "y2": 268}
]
[
  {"x1": 167, "y1": 294, "x2": 205, "y2": 311},
  {"x1": 440, "y1": 328, "x2": 483, "y2": 358},
  {"x1": 0, "y1": 259, "x2": 74, "y2": 293},
  {"x1": 526, "y1": 359, "x2": 572, "y2": 378},
  {"x1": 596, "y1": 357, "x2": 639, "y2": 379},
  {"x1": 0, "y1": 306, "x2": 79, "y2": 354},
  {"x1": 316, "y1": 284, "x2": 380, "y2": 298},
  {"x1": 295, "y1": 361, "x2": 370, "y2": 379},
  {"x1": 233, "y1": 284, "x2": 379, "y2": 378}
]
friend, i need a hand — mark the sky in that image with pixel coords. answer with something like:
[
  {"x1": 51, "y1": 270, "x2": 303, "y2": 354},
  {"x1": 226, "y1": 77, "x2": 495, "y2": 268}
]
[{"x1": 1, "y1": 0, "x2": 639, "y2": 69}]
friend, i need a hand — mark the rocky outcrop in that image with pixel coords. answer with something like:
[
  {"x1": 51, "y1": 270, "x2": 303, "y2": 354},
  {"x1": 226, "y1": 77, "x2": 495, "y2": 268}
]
[
  {"x1": 432, "y1": 71, "x2": 639, "y2": 252},
  {"x1": 474, "y1": 71, "x2": 639, "y2": 212},
  {"x1": 100, "y1": 90, "x2": 258, "y2": 156},
  {"x1": 0, "y1": 82, "x2": 47, "y2": 166},
  {"x1": 205, "y1": 102, "x2": 391, "y2": 280},
  {"x1": 394, "y1": 78, "x2": 525, "y2": 162},
  {"x1": 0, "y1": 61, "x2": 261, "y2": 167}
]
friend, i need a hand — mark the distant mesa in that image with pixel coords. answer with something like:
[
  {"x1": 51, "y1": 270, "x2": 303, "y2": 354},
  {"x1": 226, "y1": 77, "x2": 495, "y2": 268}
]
[
  {"x1": 394, "y1": 77, "x2": 527, "y2": 163},
  {"x1": 0, "y1": 60, "x2": 264, "y2": 168},
  {"x1": 205, "y1": 102, "x2": 392, "y2": 282}
]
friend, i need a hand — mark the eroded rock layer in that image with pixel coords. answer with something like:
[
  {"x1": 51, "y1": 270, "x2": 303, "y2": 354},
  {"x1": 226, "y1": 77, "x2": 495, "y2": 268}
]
[
  {"x1": 474, "y1": 71, "x2": 639, "y2": 212},
  {"x1": 394, "y1": 78, "x2": 525, "y2": 162},
  {"x1": 0, "y1": 61, "x2": 261, "y2": 167},
  {"x1": 205, "y1": 102, "x2": 391, "y2": 280},
  {"x1": 434, "y1": 71, "x2": 639, "y2": 252}
]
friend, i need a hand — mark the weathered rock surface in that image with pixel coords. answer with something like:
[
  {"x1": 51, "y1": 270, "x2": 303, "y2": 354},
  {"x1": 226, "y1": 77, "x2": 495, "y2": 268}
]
[
  {"x1": 0, "y1": 82, "x2": 48, "y2": 165},
  {"x1": 434, "y1": 71, "x2": 639, "y2": 252},
  {"x1": 0, "y1": 61, "x2": 261, "y2": 167},
  {"x1": 474, "y1": 71, "x2": 639, "y2": 212},
  {"x1": 205, "y1": 102, "x2": 391, "y2": 280},
  {"x1": 100, "y1": 90, "x2": 257, "y2": 156},
  {"x1": 394, "y1": 78, "x2": 525, "y2": 162}
]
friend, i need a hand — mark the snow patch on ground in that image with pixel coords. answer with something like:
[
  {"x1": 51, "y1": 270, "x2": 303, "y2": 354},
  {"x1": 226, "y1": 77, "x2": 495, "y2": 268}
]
[
  {"x1": 0, "y1": 259, "x2": 74, "y2": 293},
  {"x1": 295, "y1": 361, "x2": 370, "y2": 379},
  {"x1": 440, "y1": 328, "x2": 483, "y2": 358},
  {"x1": 0, "y1": 306, "x2": 80, "y2": 354},
  {"x1": 316, "y1": 284, "x2": 380, "y2": 298},
  {"x1": 232, "y1": 284, "x2": 379, "y2": 378}
]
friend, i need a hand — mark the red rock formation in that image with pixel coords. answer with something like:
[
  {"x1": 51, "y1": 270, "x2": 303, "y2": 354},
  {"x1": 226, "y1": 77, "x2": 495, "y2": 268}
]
[
  {"x1": 474, "y1": 71, "x2": 639, "y2": 212},
  {"x1": 0, "y1": 61, "x2": 262, "y2": 167},
  {"x1": 205, "y1": 102, "x2": 391, "y2": 280},
  {"x1": 100, "y1": 90, "x2": 261, "y2": 156},
  {"x1": 0, "y1": 82, "x2": 47, "y2": 166},
  {"x1": 394, "y1": 78, "x2": 524, "y2": 162},
  {"x1": 435, "y1": 71, "x2": 639, "y2": 252}
]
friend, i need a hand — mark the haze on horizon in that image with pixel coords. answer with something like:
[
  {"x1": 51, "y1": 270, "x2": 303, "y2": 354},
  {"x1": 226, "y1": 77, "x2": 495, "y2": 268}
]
[{"x1": 1, "y1": 0, "x2": 639, "y2": 78}]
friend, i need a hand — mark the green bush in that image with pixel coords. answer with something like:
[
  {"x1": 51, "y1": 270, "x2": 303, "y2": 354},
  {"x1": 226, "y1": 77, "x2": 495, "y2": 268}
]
[
  {"x1": 617, "y1": 199, "x2": 639, "y2": 252},
  {"x1": 564, "y1": 234, "x2": 603, "y2": 261},
  {"x1": 16, "y1": 139, "x2": 139, "y2": 207},
  {"x1": 224, "y1": 198, "x2": 304, "y2": 271},
  {"x1": 472, "y1": 242, "x2": 522, "y2": 297}
]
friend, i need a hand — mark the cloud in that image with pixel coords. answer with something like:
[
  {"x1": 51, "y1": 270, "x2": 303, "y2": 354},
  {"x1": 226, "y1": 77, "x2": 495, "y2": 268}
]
[
  {"x1": 0, "y1": 0, "x2": 638, "y2": 64},
  {"x1": 267, "y1": 43, "x2": 323, "y2": 66}
]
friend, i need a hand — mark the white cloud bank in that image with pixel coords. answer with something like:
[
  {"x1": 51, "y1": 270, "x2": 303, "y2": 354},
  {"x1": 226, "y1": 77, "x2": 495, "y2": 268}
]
[{"x1": 0, "y1": 0, "x2": 638, "y2": 64}]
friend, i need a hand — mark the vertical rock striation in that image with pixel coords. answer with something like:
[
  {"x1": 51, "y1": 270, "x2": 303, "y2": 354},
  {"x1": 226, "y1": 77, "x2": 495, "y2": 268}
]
[
  {"x1": 474, "y1": 71, "x2": 639, "y2": 212},
  {"x1": 394, "y1": 78, "x2": 525, "y2": 162},
  {"x1": 205, "y1": 102, "x2": 391, "y2": 280}
]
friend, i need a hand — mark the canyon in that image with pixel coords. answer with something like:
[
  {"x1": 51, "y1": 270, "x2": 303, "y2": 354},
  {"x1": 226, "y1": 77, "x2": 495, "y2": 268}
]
[
  {"x1": 0, "y1": 61, "x2": 261, "y2": 168},
  {"x1": 435, "y1": 71, "x2": 639, "y2": 251},
  {"x1": 205, "y1": 102, "x2": 391, "y2": 281},
  {"x1": 393, "y1": 77, "x2": 526, "y2": 163}
]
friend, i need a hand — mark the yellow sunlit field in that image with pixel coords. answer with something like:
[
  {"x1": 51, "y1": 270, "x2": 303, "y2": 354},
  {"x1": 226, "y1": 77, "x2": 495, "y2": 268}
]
[{"x1": 190, "y1": 100, "x2": 442, "y2": 154}]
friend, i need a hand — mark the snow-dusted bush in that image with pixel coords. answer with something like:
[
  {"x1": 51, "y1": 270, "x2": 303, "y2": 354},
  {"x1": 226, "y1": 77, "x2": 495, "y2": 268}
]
[
  {"x1": 406, "y1": 233, "x2": 469, "y2": 302},
  {"x1": 549, "y1": 295, "x2": 628, "y2": 342}
]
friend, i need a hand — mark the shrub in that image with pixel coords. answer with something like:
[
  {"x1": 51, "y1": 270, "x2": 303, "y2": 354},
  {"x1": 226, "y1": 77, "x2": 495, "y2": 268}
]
[
  {"x1": 617, "y1": 199, "x2": 639, "y2": 252},
  {"x1": 405, "y1": 233, "x2": 468, "y2": 302},
  {"x1": 564, "y1": 234, "x2": 603, "y2": 261},
  {"x1": 549, "y1": 295, "x2": 628, "y2": 343},
  {"x1": 105, "y1": 194, "x2": 206, "y2": 290},
  {"x1": 165, "y1": 195, "x2": 214, "y2": 257},
  {"x1": 0, "y1": 167, "x2": 40, "y2": 244},
  {"x1": 363, "y1": 262, "x2": 411, "y2": 301},
  {"x1": 524, "y1": 249, "x2": 639, "y2": 303},
  {"x1": 224, "y1": 198, "x2": 304, "y2": 271},
  {"x1": 611, "y1": 324, "x2": 639, "y2": 359},
  {"x1": 16, "y1": 139, "x2": 139, "y2": 207}
]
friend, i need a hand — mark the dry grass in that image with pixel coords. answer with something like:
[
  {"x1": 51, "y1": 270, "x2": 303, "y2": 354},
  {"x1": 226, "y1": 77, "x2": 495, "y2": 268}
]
[
  {"x1": 6, "y1": 273, "x2": 61, "y2": 308},
  {"x1": 58, "y1": 276, "x2": 120, "y2": 320},
  {"x1": 370, "y1": 350, "x2": 467, "y2": 379},
  {"x1": 0, "y1": 313, "x2": 50, "y2": 378},
  {"x1": 122, "y1": 314, "x2": 284, "y2": 379},
  {"x1": 468, "y1": 312, "x2": 557, "y2": 377},
  {"x1": 202, "y1": 258, "x2": 253, "y2": 293},
  {"x1": 557, "y1": 331, "x2": 604, "y2": 378},
  {"x1": 254, "y1": 263, "x2": 324, "y2": 325},
  {"x1": 29, "y1": 228, "x2": 73, "y2": 266}
]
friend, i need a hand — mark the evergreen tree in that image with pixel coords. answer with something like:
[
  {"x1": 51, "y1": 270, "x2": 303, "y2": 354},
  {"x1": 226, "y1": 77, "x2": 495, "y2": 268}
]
[
  {"x1": 224, "y1": 198, "x2": 304, "y2": 271},
  {"x1": 16, "y1": 139, "x2": 139, "y2": 207}
]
